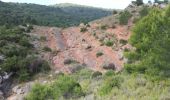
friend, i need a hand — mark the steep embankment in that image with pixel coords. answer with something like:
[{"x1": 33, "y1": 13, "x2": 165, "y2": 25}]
[{"x1": 28, "y1": 17, "x2": 133, "y2": 73}]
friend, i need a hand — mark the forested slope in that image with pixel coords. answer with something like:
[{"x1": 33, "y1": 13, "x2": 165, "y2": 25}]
[{"x1": 0, "y1": 1, "x2": 112, "y2": 27}]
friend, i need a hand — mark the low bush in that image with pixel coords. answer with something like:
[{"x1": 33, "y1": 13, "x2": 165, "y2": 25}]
[
  {"x1": 100, "y1": 25, "x2": 107, "y2": 30},
  {"x1": 139, "y1": 6, "x2": 150, "y2": 17},
  {"x1": 43, "y1": 46, "x2": 52, "y2": 52},
  {"x1": 104, "y1": 70, "x2": 115, "y2": 77},
  {"x1": 96, "y1": 51, "x2": 104, "y2": 57},
  {"x1": 111, "y1": 24, "x2": 116, "y2": 29},
  {"x1": 64, "y1": 59, "x2": 78, "y2": 65},
  {"x1": 99, "y1": 76, "x2": 123, "y2": 96},
  {"x1": 119, "y1": 11, "x2": 132, "y2": 25},
  {"x1": 102, "y1": 63, "x2": 115, "y2": 70},
  {"x1": 19, "y1": 36, "x2": 33, "y2": 48},
  {"x1": 136, "y1": 0, "x2": 144, "y2": 6},
  {"x1": 91, "y1": 71, "x2": 102, "y2": 78},
  {"x1": 133, "y1": 17, "x2": 140, "y2": 23},
  {"x1": 119, "y1": 39, "x2": 128, "y2": 45},
  {"x1": 0, "y1": 55, "x2": 50, "y2": 81},
  {"x1": 80, "y1": 27, "x2": 87, "y2": 32},
  {"x1": 40, "y1": 36, "x2": 47, "y2": 41},
  {"x1": 25, "y1": 75, "x2": 84, "y2": 100},
  {"x1": 113, "y1": 10, "x2": 118, "y2": 14},
  {"x1": 25, "y1": 83, "x2": 53, "y2": 100},
  {"x1": 105, "y1": 40, "x2": 113, "y2": 47},
  {"x1": 86, "y1": 24, "x2": 90, "y2": 27},
  {"x1": 26, "y1": 25, "x2": 33, "y2": 32},
  {"x1": 0, "y1": 26, "x2": 50, "y2": 82}
]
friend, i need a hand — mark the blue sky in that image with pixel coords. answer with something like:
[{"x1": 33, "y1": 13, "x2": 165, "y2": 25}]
[{"x1": 1, "y1": 0, "x2": 152, "y2": 9}]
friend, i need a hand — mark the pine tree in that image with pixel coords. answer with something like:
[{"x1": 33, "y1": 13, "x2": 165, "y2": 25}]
[{"x1": 136, "y1": 0, "x2": 144, "y2": 6}]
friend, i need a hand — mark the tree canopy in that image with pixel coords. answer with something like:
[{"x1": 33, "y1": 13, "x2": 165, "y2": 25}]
[
  {"x1": 125, "y1": 6, "x2": 170, "y2": 80},
  {"x1": 0, "y1": 2, "x2": 111, "y2": 27}
]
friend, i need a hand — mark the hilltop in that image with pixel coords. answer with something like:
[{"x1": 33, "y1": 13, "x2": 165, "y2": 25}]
[{"x1": 0, "y1": 1, "x2": 112, "y2": 27}]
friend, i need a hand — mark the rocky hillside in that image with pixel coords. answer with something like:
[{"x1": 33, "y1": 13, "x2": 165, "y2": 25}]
[
  {"x1": 1, "y1": 2, "x2": 170, "y2": 100},
  {"x1": 6, "y1": 3, "x2": 136, "y2": 100}
]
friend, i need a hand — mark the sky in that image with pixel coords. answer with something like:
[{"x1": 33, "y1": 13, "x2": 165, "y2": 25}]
[{"x1": 1, "y1": 0, "x2": 152, "y2": 9}]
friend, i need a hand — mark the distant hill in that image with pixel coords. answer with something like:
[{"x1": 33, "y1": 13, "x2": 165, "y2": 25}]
[{"x1": 0, "y1": 2, "x2": 112, "y2": 27}]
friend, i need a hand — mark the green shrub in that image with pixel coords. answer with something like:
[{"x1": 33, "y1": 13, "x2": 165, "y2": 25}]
[
  {"x1": 75, "y1": 68, "x2": 93, "y2": 79},
  {"x1": 63, "y1": 59, "x2": 78, "y2": 65},
  {"x1": 80, "y1": 27, "x2": 87, "y2": 32},
  {"x1": 0, "y1": 56, "x2": 18, "y2": 72},
  {"x1": 26, "y1": 25, "x2": 33, "y2": 32},
  {"x1": 18, "y1": 69, "x2": 30, "y2": 82},
  {"x1": 19, "y1": 36, "x2": 33, "y2": 48},
  {"x1": 40, "y1": 36, "x2": 47, "y2": 41},
  {"x1": 28, "y1": 25, "x2": 33, "y2": 30},
  {"x1": 91, "y1": 71, "x2": 102, "y2": 78},
  {"x1": 136, "y1": 0, "x2": 144, "y2": 6},
  {"x1": 104, "y1": 70, "x2": 115, "y2": 77},
  {"x1": 0, "y1": 55, "x2": 50, "y2": 82},
  {"x1": 26, "y1": 75, "x2": 84, "y2": 100},
  {"x1": 52, "y1": 75, "x2": 84, "y2": 98},
  {"x1": 125, "y1": 64, "x2": 136, "y2": 73},
  {"x1": 105, "y1": 40, "x2": 113, "y2": 46},
  {"x1": 127, "y1": 7, "x2": 170, "y2": 78},
  {"x1": 119, "y1": 39, "x2": 128, "y2": 45},
  {"x1": 113, "y1": 10, "x2": 118, "y2": 14},
  {"x1": 139, "y1": 7, "x2": 150, "y2": 17},
  {"x1": 92, "y1": 32, "x2": 96, "y2": 36},
  {"x1": 99, "y1": 76, "x2": 123, "y2": 96},
  {"x1": 133, "y1": 17, "x2": 140, "y2": 23},
  {"x1": 111, "y1": 24, "x2": 116, "y2": 29},
  {"x1": 0, "y1": 45, "x2": 28, "y2": 57},
  {"x1": 0, "y1": 40, "x2": 7, "y2": 47},
  {"x1": 0, "y1": 26, "x2": 50, "y2": 82},
  {"x1": 96, "y1": 51, "x2": 104, "y2": 57},
  {"x1": 86, "y1": 24, "x2": 90, "y2": 27},
  {"x1": 43, "y1": 46, "x2": 52, "y2": 52},
  {"x1": 39, "y1": 60, "x2": 51, "y2": 73},
  {"x1": 100, "y1": 25, "x2": 107, "y2": 30},
  {"x1": 119, "y1": 11, "x2": 132, "y2": 25},
  {"x1": 25, "y1": 83, "x2": 53, "y2": 100}
]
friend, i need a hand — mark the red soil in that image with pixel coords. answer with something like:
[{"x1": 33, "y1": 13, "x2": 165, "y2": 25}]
[{"x1": 31, "y1": 21, "x2": 133, "y2": 73}]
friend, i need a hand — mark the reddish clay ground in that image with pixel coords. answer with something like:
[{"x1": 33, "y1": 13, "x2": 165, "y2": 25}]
[{"x1": 31, "y1": 21, "x2": 132, "y2": 73}]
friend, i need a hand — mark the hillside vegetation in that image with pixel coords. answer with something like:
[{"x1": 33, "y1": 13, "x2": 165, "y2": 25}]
[
  {"x1": 126, "y1": 6, "x2": 170, "y2": 80},
  {"x1": 0, "y1": 0, "x2": 170, "y2": 99},
  {"x1": 25, "y1": 5, "x2": 170, "y2": 100},
  {"x1": 0, "y1": 1, "x2": 111, "y2": 27},
  {"x1": 0, "y1": 25, "x2": 50, "y2": 82}
]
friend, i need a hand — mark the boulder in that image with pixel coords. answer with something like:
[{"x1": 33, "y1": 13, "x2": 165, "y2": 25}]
[
  {"x1": 64, "y1": 59, "x2": 72, "y2": 65},
  {"x1": 82, "y1": 44, "x2": 91, "y2": 50},
  {"x1": 12, "y1": 83, "x2": 32, "y2": 95},
  {"x1": 10, "y1": 82, "x2": 34, "y2": 100},
  {"x1": 0, "y1": 55, "x2": 4, "y2": 60}
]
